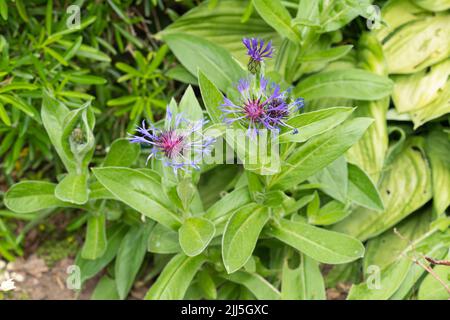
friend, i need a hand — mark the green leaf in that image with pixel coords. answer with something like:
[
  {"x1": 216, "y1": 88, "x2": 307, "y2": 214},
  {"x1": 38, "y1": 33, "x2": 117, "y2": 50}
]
[
  {"x1": 76, "y1": 224, "x2": 128, "y2": 283},
  {"x1": 115, "y1": 224, "x2": 153, "y2": 299},
  {"x1": 148, "y1": 224, "x2": 181, "y2": 254},
  {"x1": 178, "y1": 85, "x2": 203, "y2": 122},
  {"x1": 269, "y1": 118, "x2": 373, "y2": 190},
  {"x1": 294, "y1": 69, "x2": 393, "y2": 100},
  {"x1": 103, "y1": 138, "x2": 140, "y2": 167},
  {"x1": 198, "y1": 70, "x2": 224, "y2": 124},
  {"x1": 308, "y1": 156, "x2": 348, "y2": 203},
  {"x1": 222, "y1": 204, "x2": 270, "y2": 273},
  {"x1": 179, "y1": 217, "x2": 215, "y2": 257},
  {"x1": 196, "y1": 270, "x2": 217, "y2": 300},
  {"x1": 347, "y1": 163, "x2": 384, "y2": 211},
  {"x1": 55, "y1": 173, "x2": 89, "y2": 205},
  {"x1": 418, "y1": 250, "x2": 450, "y2": 300},
  {"x1": 0, "y1": 103, "x2": 11, "y2": 126},
  {"x1": 347, "y1": 258, "x2": 412, "y2": 300},
  {"x1": 91, "y1": 276, "x2": 120, "y2": 300},
  {"x1": 281, "y1": 253, "x2": 326, "y2": 300},
  {"x1": 92, "y1": 167, "x2": 181, "y2": 230},
  {"x1": 4, "y1": 181, "x2": 71, "y2": 213},
  {"x1": 383, "y1": 15, "x2": 450, "y2": 74},
  {"x1": 281, "y1": 107, "x2": 354, "y2": 143},
  {"x1": 0, "y1": 0, "x2": 8, "y2": 20},
  {"x1": 81, "y1": 214, "x2": 107, "y2": 260},
  {"x1": 267, "y1": 218, "x2": 365, "y2": 264},
  {"x1": 221, "y1": 271, "x2": 281, "y2": 300},
  {"x1": 300, "y1": 45, "x2": 353, "y2": 62},
  {"x1": 41, "y1": 92, "x2": 76, "y2": 172},
  {"x1": 163, "y1": 33, "x2": 245, "y2": 92},
  {"x1": 308, "y1": 200, "x2": 349, "y2": 226},
  {"x1": 145, "y1": 254, "x2": 206, "y2": 300},
  {"x1": 426, "y1": 129, "x2": 450, "y2": 216},
  {"x1": 160, "y1": 0, "x2": 279, "y2": 68},
  {"x1": 333, "y1": 138, "x2": 432, "y2": 240},
  {"x1": 346, "y1": 98, "x2": 389, "y2": 183},
  {"x1": 253, "y1": 0, "x2": 300, "y2": 43}
]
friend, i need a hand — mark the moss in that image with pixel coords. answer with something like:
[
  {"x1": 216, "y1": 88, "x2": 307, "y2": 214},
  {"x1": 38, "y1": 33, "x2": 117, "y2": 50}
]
[{"x1": 36, "y1": 237, "x2": 79, "y2": 268}]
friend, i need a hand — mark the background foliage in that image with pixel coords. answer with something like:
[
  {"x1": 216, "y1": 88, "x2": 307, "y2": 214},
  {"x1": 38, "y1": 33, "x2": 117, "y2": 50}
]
[{"x1": 0, "y1": 0, "x2": 449, "y2": 300}]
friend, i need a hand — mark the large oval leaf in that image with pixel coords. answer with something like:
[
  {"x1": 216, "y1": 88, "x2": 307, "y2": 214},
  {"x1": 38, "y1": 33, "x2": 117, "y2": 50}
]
[
  {"x1": 179, "y1": 217, "x2": 215, "y2": 257},
  {"x1": 92, "y1": 167, "x2": 181, "y2": 230},
  {"x1": 222, "y1": 204, "x2": 270, "y2": 273},
  {"x1": 269, "y1": 117, "x2": 373, "y2": 190},
  {"x1": 294, "y1": 69, "x2": 393, "y2": 100},
  {"x1": 267, "y1": 218, "x2": 365, "y2": 264},
  {"x1": 4, "y1": 181, "x2": 72, "y2": 213},
  {"x1": 163, "y1": 33, "x2": 245, "y2": 92}
]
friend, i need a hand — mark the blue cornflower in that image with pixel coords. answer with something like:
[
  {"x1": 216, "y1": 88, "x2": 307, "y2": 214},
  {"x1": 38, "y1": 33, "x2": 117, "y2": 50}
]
[
  {"x1": 130, "y1": 106, "x2": 215, "y2": 172},
  {"x1": 221, "y1": 77, "x2": 304, "y2": 138},
  {"x1": 243, "y1": 38, "x2": 273, "y2": 62},
  {"x1": 243, "y1": 38, "x2": 274, "y2": 74}
]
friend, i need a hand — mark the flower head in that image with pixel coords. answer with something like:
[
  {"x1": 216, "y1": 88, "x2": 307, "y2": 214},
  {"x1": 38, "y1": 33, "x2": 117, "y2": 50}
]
[
  {"x1": 221, "y1": 76, "x2": 304, "y2": 137},
  {"x1": 130, "y1": 107, "x2": 214, "y2": 172},
  {"x1": 243, "y1": 38, "x2": 273, "y2": 62},
  {"x1": 243, "y1": 38, "x2": 273, "y2": 74}
]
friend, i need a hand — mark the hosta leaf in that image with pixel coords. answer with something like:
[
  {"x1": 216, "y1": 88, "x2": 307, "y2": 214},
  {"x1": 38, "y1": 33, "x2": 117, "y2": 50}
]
[
  {"x1": 418, "y1": 250, "x2": 450, "y2": 300},
  {"x1": 222, "y1": 204, "x2": 269, "y2": 273},
  {"x1": 410, "y1": 82, "x2": 450, "y2": 128},
  {"x1": 333, "y1": 138, "x2": 432, "y2": 241},
  {"x1": 4, "y1": 181, "x2": 72, "y2": 213},
  {"x1": 382, "y1": 15, "x2": 450, "y2": 74},
  {"x1": 92, "y1": 167, "x2": 181, "y2": 230},
  {"x1": 179, "y1": 217, "x2": 215, "y2": 257},
  {"x1": 266, "y1": 218, "x2": 365, "y2": 264},
  {"x1": 426, "y1": 129, "x2": 450, "y2": 216},
  {"x1": 346, "y1": 98, "x2": 389, "y2": 183},
  {"x1": 81, "y1": 214, "x2": 107, "y2": 260},
  {"x1": 221, "y1": 271, "x2": 281, "y2": 300},
  {"x1": 392, "y1": 59, "x2": 450, "y2": 113},
  {"x1": 162, "y1": 33, "x2": 245, "y2": 92},
  {"x1": 294, "y1": 69, "x2": 393, "y2": 100},
  {"x1": 145, "y1": 254, "x2": 206, "y2": 300},
  {"x1": 269, "y1": 118, "x2": 373, "y2": 191},
  {"x1": 347, "y1": 163, "x2": 384, "y2": 211},
  {"x1": 347, "y1": 258, "x2": 412, "y2": 300}
]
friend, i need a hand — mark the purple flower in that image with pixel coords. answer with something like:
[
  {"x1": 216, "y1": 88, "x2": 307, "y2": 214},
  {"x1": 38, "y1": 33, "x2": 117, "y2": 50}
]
[
  {"x1": 243, "y1": 38, "x2": 273, "y2": 62},
  {"x1": 130, "y1": 106, "x2": 215, "y2": 172},
  {"x1": 221, "y1": 76, "x2": 304, "y2": 137}
]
